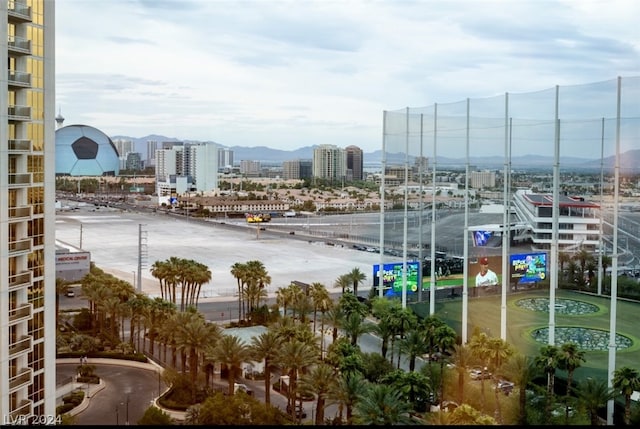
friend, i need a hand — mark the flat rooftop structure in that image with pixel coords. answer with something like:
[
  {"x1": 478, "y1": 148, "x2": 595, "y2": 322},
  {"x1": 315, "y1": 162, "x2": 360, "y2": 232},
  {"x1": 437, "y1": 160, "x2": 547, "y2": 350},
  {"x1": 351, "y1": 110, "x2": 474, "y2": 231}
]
[{"x1": 521, "y1": 193, "x2": 600, "y2": 209}]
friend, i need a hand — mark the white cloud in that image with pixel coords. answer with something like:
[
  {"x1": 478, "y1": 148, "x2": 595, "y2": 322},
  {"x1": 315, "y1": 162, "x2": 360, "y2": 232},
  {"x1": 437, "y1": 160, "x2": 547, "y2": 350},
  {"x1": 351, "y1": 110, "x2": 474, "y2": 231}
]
[{"x1": 55, "y1": 0, "x2": 639, "y2": 156}]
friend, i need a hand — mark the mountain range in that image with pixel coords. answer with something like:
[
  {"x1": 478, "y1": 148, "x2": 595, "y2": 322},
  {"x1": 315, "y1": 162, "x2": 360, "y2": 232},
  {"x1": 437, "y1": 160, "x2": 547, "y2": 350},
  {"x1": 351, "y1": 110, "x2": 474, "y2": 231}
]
[{"x1": 114, "y1": 134, "x2": 639, "y2": 173}]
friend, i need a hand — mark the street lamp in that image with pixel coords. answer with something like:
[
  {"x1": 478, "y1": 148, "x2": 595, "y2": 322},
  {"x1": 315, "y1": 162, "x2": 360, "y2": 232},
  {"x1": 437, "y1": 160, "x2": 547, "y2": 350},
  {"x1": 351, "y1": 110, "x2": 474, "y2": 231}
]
[{"x1": 126, "y1": 394, "x2": 130, "y2": 425}]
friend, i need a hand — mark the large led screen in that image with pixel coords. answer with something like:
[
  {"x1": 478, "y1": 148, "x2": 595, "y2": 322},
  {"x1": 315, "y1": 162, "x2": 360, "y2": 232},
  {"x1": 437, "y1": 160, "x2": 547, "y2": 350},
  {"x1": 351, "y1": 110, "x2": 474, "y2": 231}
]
[
  {"x1": 373, "y1": 262, "x2": 421, "y2": 295},
  {"x1": 509, "y1": 252, "x2": 547, "y2": 284}
]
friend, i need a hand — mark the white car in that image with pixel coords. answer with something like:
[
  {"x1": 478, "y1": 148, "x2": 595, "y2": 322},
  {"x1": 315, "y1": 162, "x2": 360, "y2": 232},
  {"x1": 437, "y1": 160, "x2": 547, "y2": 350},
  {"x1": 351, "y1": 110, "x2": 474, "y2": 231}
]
[
  {"x1": 469, "y1": 368, "x2": 492, "y2": 380},
  {"x1": 496, "y1": 379, "x2": 515, "y2": 395}
]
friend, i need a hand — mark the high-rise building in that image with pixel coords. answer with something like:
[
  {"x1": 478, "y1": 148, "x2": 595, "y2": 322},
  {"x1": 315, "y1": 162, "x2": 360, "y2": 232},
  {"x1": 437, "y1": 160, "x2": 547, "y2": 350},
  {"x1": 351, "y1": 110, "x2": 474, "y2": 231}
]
[
  {"x1": 312, "y1": 144, "x2": 346, "y2": 182},
  {"x1": 1, "y1": 0, "x2": 56, "y2": 421},
  {"x1": 218, "y1": 147, "x2": 233, "y2": 171},
  {"x1": 112, "y1": 138, "x2": 134, "y2": 157},
  {"x1": 155, "y1": 142, "x2": 219, "y2": 204},
  {"x1": 240, "y1": 160, "x2": 261, "y2": 177},
  {"x1": 345, "y1": 145, "x2": 363, "y2": 181},
  {"x1": 146, "y1": 140, "x2": 158, "y2": 167}
]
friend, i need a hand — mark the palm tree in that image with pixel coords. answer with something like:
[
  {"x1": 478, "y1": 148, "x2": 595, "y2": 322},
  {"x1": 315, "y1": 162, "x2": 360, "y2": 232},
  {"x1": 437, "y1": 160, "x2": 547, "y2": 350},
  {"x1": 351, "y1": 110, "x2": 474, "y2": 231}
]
[
  {"x1": 324, "y1": 306, "x2": 345, "y2": 344},
  {"x1": 328, "y1": 371, "x2": 367, "y2": 425},
  {"x1": 174, "y1": 314, "x2": 221, "y2": 403},
  {"x1": 399, "y1": 329, "x2": 427, "y2": 372},
  {"x1": 347, "y1": 267, "x2": 366, "y2": 297},
  {"x1": 575, "y1": 377, "x2": 615, "y2": 426},
  {"x1": 298, "y1": 363, "x2": 337, "y2": 425},
  {"x1": 341, "y1": 312, "x2": 374, "y2": 346},
  {"x1": 207, "y1": 334, "x2": 251, "y2": 396},
  {"x1": 468, "y1": 331, "x2": 491, "y2": 412},
  {"x1": 353, "y1": 383, "x2": 413, "y2": 425},
  {"x1": 502, "y1": 352, "x2": 537, "y2": 425},
  {"x1": 249, "y1": 330, "x2": 282, "y2": 405},
  {"x1": 309, "y1": 282, "x2": 331, "y2": 333},
  {"x1": 433, "y1": 324, "x2": 458, "y2": 411},
  {"x1": 230, "y1": 262, "x2": 246, "y2": 322},
  {"x1": 535, "y1": 344, "x2": 560, "y2": 396},
  {"x1": 612, "y1": 366, "x2": 640, "y2": 425},
  {"x1": 244, "y1": 260, "x2": 271, "y2": 315},
  {"x1": 486, "y1": 336, "x2": 514, "y2": 424},
  {"x1": 334, "y1": 274, "x2": 351, "y2": 294},
  {"x1": 372, "y1": 317, "x2": 394, "y2": 360},
  {"x1": 388, "y1": 305, "x2": 418, "y2": 367},
  {"x1": 450, "y1": 343, "x2": 473, "y2": 405},
  {"x1": 558, "y1": 342, "x2": 586, "y2": 424},
  {"x1": 276, "y1": 340, "x2": 318, "y2": 423}
]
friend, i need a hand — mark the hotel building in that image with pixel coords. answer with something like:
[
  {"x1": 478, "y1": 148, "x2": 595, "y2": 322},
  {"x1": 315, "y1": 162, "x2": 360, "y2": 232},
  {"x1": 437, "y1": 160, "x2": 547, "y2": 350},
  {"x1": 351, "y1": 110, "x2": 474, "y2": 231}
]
[
  {"x1": 512, "y1": 189, "x2": 601, "y2": 253},
  {"x1": 1, "y1": 0, "x2": 56, "y2": 421}
]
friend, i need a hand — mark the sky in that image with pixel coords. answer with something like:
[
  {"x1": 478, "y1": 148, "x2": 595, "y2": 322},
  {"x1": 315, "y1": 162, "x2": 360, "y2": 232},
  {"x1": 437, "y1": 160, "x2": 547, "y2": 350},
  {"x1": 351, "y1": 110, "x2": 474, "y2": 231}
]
[{"x1": 55, "y1": 0, "x2": 639, "y2": 157}]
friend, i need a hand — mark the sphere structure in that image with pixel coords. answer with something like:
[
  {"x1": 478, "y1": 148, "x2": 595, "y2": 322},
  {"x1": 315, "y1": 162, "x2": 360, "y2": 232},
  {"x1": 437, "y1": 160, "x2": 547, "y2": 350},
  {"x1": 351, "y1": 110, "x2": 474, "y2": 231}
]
[{"x1": 55, "y1": 124, "x2": 120, "y2": 176}]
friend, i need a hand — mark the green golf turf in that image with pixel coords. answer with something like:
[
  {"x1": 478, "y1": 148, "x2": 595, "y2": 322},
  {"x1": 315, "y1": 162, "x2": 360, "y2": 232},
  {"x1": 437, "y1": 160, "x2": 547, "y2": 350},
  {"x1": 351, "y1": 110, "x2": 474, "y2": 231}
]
[{"x1": 411, "y1": 288, "x2": 640, "y2": 383}]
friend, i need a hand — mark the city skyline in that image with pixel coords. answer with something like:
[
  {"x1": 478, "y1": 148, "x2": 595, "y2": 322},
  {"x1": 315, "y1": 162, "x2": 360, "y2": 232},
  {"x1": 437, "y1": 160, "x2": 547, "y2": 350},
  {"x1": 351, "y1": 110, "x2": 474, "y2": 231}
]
[{"x1": 55, "y1": 0, "x2": 639, "y2": 154}]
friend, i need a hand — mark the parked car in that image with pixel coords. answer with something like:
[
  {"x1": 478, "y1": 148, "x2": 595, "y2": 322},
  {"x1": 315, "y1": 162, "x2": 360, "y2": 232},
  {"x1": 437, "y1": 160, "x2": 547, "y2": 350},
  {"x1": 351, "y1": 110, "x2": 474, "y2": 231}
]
[
  {"x1": 469, "y1": 368, "x2": 492, "y2": 380},
  {"x1": 65, "y1": 290, "x2": 75, "y2": 298},
  {"x1": 496, "y1": 379, "x2": 515, "y2": 395}
]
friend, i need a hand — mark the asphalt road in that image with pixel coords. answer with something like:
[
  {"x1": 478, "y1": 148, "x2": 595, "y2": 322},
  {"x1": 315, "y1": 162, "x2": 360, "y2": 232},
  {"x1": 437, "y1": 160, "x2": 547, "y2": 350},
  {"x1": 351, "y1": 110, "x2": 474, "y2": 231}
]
[{"x1": 57, "y1": 363, "x2": 167, "y2": 426}]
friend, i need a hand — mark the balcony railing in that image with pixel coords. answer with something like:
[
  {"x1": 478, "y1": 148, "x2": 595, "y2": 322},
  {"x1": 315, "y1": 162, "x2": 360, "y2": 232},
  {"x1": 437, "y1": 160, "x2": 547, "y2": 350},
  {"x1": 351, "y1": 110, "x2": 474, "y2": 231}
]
[
  {"x1": 7, "y1": 0, "x2": 32, "y2": 22},
  {"x1": 9, "y1": 367, "x2": 33, "y2": 391},
  {"x1": 8, "y1": 173, "x2": 32, "y2": 187},
  {"x1": 8, "y1": 139, "x2": 31, "y2": 152},
  {"x1": 9, "y1": 303, "x2": 32, "y2": 324},
  {"x1": 8, "y1": 69, "x2": 31, "y2": 88},
  {"x1": 9, "y1": 399, "x2": 32, "y2": 422},
  {"x1": 9, "y1": 335, "x2": 32, "y2": 357},
  {"x1": 7, "y1": 35, "x2": 31, "y2": 55},
  {"x1": 8, "y1": 205, "x2": 31, "y2": 221},
  {"x1": 8, "y1": 104, "x2": 31, "y2": 121},
  {"x1": 9, "y1": 271, "x2": 31, "y2": 291},
  {"x1": 8, "y1": 238, "x2": 31, "y2": 255}
]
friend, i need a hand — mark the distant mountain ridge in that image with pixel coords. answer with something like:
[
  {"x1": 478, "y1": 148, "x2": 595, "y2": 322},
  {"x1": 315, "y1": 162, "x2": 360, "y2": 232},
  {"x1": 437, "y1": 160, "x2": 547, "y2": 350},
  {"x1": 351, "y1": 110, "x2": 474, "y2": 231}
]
[{"x1": 113, "y1": 134, "x2": 639, "y2": 172}]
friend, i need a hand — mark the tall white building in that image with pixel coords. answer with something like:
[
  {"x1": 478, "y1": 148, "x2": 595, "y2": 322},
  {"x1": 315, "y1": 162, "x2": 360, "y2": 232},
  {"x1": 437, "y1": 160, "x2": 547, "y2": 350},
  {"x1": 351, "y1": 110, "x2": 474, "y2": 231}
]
[
  {"x1": 112, "y1": 138, "x2": 134, "y2": 157},
  {"x1": 1, "y1": 0, "x2": 57, "y2": 421},
  {"x1": 155, "y1": 142, "x2": 220, "y2": 205},
  {"x1": 218, "y1": 147, "x2": 233, "y2": 171},
  {"x1": 146, "y1": 140, "x2": 158, "y2": 167},
  {"x1": 313, "y1": 144, "x2": 346, "y2": 182}
]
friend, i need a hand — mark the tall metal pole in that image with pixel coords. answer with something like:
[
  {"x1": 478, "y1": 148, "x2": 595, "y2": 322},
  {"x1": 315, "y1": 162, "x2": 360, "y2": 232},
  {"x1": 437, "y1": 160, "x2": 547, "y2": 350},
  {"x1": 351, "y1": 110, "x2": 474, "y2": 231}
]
[
  {"x1": 418, "y1": 114, "x2": 424, "y2": 303},
  {"x1": 401, "y1": 107, "x2": 410, "y2": 309},
  {"x1": 606, "y1": 76, "x2": 622, "y2": 425},
  {"x1": 378, "y1": 112, "x2": 387, "y2": 298},
  {"x1": 597, "y1": 117, "x2": 605, "y2": 296},
  {"x1": 137, "y1": 224, "x2": 143, "y2": 292},
  {"x1": 500, "y1": 94, "x2": 510, "y2": 340},
  {"x1": 430, "y1": 104, "x2": 438, "y2": 315},
  {"x1": 79, "y1": 223, "x2": 83, "y2": 249},
  {"x1": 462, "y1": 98, "x2": 470, "y2": 343},
  {"x1": 549, "y1": 86, "x2": 560, "y2": 346}
]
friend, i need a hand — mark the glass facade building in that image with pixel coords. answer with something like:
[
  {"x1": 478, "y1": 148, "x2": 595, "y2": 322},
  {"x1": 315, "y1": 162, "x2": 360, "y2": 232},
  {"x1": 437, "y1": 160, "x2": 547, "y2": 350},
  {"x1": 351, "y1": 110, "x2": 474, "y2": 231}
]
[{"x1": 1, "y1": 0, "x2": 56, "y2": 421}]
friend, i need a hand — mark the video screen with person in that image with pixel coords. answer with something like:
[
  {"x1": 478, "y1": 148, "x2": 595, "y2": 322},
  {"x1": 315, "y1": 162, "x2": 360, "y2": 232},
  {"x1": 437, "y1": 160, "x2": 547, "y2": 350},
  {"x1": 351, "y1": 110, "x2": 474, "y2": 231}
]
[{"x1": 473, "y1": 230, "x2": 493, "y2": 247}]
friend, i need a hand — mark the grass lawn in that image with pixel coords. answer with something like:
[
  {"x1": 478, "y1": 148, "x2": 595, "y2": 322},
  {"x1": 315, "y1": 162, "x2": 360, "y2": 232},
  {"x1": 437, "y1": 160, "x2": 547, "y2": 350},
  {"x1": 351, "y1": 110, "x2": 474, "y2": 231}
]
[{"x1": 412, "y1": 288, "x2": 640, "y2": 384}]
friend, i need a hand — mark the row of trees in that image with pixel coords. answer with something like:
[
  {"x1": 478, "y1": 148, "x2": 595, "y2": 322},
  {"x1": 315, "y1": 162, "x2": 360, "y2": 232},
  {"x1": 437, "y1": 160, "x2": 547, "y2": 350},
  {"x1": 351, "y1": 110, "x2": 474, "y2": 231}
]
[{"x1": 59, "y1": 261, "x2": 640, "y2": 425}]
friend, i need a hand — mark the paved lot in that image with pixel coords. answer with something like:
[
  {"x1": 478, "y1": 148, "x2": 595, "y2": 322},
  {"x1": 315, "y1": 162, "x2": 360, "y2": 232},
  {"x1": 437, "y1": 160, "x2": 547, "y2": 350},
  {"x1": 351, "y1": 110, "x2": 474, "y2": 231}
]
[{"x1": 55, "y1": 204, "x2": 385, "y2": 299}]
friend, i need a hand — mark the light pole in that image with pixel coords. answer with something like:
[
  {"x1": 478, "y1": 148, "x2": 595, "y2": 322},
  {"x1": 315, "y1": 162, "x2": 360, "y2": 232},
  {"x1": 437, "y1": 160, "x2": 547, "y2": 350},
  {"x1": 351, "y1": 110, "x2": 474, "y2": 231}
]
[
  {"x1": 116, "y1": 405, "x2": 119, "y2": 425},
  {"x1": 132, "y1": 271, "x2": 136, "y2": 289},
  {"x1": 125, "y1": 394, "x2": 130, "y2": 425}
]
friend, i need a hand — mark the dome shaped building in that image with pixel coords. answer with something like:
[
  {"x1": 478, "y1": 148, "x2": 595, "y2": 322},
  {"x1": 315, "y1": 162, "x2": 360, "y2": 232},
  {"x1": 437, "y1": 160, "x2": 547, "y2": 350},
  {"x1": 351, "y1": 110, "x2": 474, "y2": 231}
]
[{"x1": 55, "y1": 124, "x2": 120, "y2": 176}]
